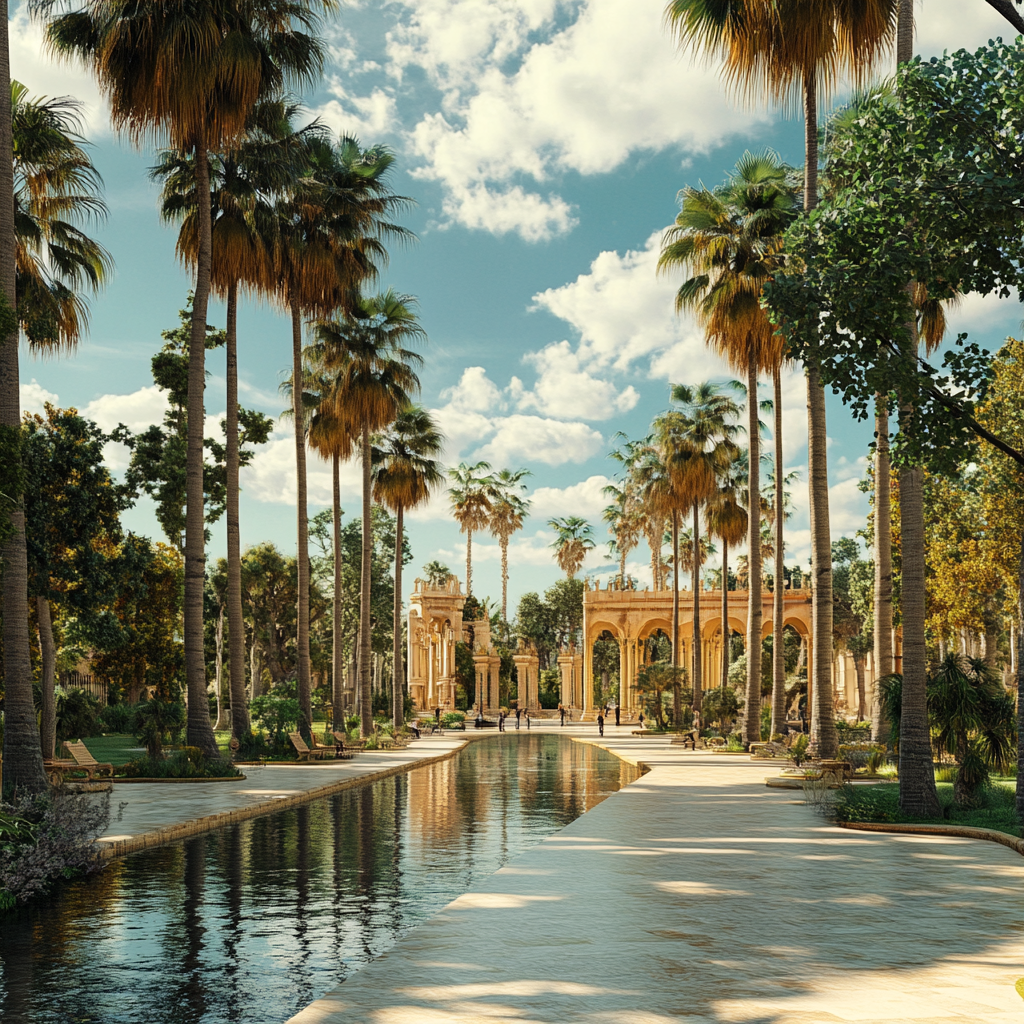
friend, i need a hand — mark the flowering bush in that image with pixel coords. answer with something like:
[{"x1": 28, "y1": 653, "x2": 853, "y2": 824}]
[{"x1": 0, "y1": 793, "x2": 109, "y2": 910}]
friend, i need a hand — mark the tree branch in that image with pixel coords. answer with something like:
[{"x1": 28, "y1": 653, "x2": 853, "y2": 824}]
[{"x1": 983, "y1": 0, "x2": 1024, "y2": 35}]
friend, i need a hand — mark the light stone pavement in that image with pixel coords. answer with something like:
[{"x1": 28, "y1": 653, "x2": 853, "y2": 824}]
[
  {"x1": 97, "y1": 732, "x2": 472, "y2": 843},
  {"x1": 284, "y1": 727, "x2": 1024, "y2": 1024}
]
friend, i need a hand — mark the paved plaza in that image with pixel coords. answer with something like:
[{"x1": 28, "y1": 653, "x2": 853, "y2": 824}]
[{"x1": 278, "y1": 729, "x2": 1024, "y2": 1024}]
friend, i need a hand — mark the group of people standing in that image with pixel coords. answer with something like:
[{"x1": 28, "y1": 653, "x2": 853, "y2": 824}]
[{"x1": 497, "y1": 706, "x2": 530, "y2": 731}]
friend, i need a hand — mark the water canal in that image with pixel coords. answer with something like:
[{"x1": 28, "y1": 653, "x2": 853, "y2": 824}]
[{"x1": 0, "y1": 734, "x2": 638, "y2": 1024}]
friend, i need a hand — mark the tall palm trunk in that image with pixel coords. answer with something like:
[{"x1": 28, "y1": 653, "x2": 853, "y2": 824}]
[
  {"x1": 291, "y1": 301, "x2": 312, "y2": 739},
  {"x1": 465, "y1": 529, "x2": 473, "y2": 597},
  {"x1": 770, "y1": 367, "x2": 787, "y2": 737},
  {"x1": 671, "y1": 509, "x2": 681, "y2": 726},
  {"x1": 358, "y1": 426, "x2": 373, "y2": 738},
  {"x1": 501, "y1": 537, "x2": 509, "y2": 620},
  {"x1": 225, "y1": 280, "x2": 250, "y2": 740},
  {"x1": 37, "y1": 596, "x2": 56, "y2": 761},
  {"x1": 392, "y1": 503, "x2": 405, "y2": 731},
  {"x1": 802, "y1": 70, "x2": 837, "y2": 759},
  {"x1": 871, "y1": 400, "x2": 893, "y2": 742},
  {"x1": 0, "y1": 10, "x2": 46, "y2": 792},
  {"x1": 332, "y1": 452, "x2": 344, "y2": 732},
  {"x1": 1015, "y1": 533, "x2": 1024, "y2": 818},
  {"x1": 744, "y1": 354, "x2": 762, "y2": 745},
  {"x1": 720, "y1": 541, "x2": 730, "y2": 689},
  {"x1": 691, "y1": 505, "x2": 703, "y2": 713},
  {"x1": 213, "y1": 602, "x2": 228, "y2": 730},
  {"x1": 184, "y1": 143, "x2": 219, "y2": 759}
]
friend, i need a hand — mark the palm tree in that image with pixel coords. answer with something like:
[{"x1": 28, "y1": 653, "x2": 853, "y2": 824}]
[
  {"x1": 609, "y1": 433, "x2": 663, "y2": 588},
  {"x1": 659, "y1": 152, "x2": 794, "y2": 743},
  {"x1": 153, "y1": 99, "x2": 313, "y2": 742},
  {"x1": 372, "y1": 406, "x2": 445, "y2": 729},
  {"x1": 489, "y1": 468, "x2": 532, "y2": 621},
  {"x1": 657, "y1": 384, "x2": 741, "y2": 716},
  {"x1": 1, "y1": 81, "x2": 111, "y2": 790},
  {"x1": 37, "y1": 0, "x2": 334, "y2": 758},
  {"x1": 275, "y1": 136, "x2": 411, "y2": 737},
  {"x1": 666, "y1": 0, "x2": 897, "y2": 758},
  {"x1": 448, "y1": 461, "x2": 495, "y2": 597},
  {"x1": 706, "y1": 473, "x2": 748, "y2": 691},
  {"x1": 548, "y1": 516, "x2": 596, "y2": 579},
  {"x1": 310, "y1": 290, "x2": 423, "y2": 739},
  {"x1": 602, "y1": 480, "x2": 642, "y2": 585}
]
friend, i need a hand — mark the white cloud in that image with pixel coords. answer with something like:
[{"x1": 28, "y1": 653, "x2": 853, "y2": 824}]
[
  {"x1": 513, "y1": 341, "x2": 638, "y2": 419},
  {"x1": 529, "y1": 474, "x2": 613, "y2": 518},
  {"x1": 441, "y1": 365, "x2": 504, "y2": 413},
  {"x1": 943, "y1": 290, "x2": 1023, "y2": 343},
  {"x1": 20, "y1": 379, "x2": 58, "y2": 417},
  {"x1": 915, "y1": 1, "x2": 1018, "y2": 58},
  {"x1": 474, "y1": 414, "x2": 603, "y2": 466},
  {"x1": 393, "y1": 0, "x2": 769, "y2": 239},
  {"x1": 9, "y1": 3, "x2": 108, "y2": 136},
  {"x1": 312, "y1": 82, "x2": 398, "y2": 141},
  {"x1": 82, "y1": 386, "x2": 167, "y2": 433}
]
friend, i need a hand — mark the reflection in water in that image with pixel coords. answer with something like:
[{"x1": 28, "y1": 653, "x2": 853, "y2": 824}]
[{"x1": 0, "y1": 734, "x2": 637, "y2": 1024}]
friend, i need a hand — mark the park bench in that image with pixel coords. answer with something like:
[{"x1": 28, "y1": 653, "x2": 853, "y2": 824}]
[
  {"x1": 289, "y1": 731, "x2": 333, "y2": 762},
  {"x1": 43, "y1": 756, "x2": 79, "y2": 787},
  {"x1": 64, "y1": 740, "x2": 113, "y2": 780},
  {"x1": 333, "y1": 731, "x2": 363, "y2": 754}
]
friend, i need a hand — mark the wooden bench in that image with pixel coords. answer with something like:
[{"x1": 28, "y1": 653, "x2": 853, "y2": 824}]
[
  {"x1": 64, "y1": 740, "x2": 113, "y2": 780},
  {"x1": 289, "y1": 731, "x2": 333, "y2": 762}
]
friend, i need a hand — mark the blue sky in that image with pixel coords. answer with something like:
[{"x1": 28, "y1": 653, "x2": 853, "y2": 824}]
[{"x1": 10, "y1": 0, "x2": 1023, "y2": 613}]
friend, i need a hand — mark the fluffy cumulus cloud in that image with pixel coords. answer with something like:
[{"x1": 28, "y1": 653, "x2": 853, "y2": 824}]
[
  {"x1": 20, "y1": 379, "x2": 59, "y2": 417},
  {"x1": 385, "y1": 0, "x2": 769, "y2": 240},
  {"x1": 529, "y1": 474, "x2": 613, "y2": 518},
  {"x1": 476, "y1": 414, "x2": 602, "y2": 466}
]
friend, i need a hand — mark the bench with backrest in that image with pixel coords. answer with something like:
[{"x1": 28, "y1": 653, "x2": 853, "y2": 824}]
[
  {"x1": 64, "y1": 740, "x2": 113, "y2": 780},
  {"x1": 332, "y1": 731, "x2": 361, "y2": 755},
  {"x1": 289, "y1": 731, "x2": 333, "y2": 762}
]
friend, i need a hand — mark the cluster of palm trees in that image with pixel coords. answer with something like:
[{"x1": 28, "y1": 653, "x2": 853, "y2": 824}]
[{"x1": 447, "y1": 463, "x2": 531, "y2": 622}]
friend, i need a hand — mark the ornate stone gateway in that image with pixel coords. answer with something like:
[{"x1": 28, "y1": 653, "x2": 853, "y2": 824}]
[{"x1": 577, "y1": 577, "x2": 818, "y2": 715}]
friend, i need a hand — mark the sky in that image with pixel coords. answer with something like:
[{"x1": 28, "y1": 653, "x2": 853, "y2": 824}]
[{"x1": 10, "y1": 0, "x2": 1024, "y2": 615}]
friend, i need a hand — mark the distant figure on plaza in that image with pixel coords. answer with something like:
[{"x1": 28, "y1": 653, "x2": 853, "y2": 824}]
[
  {"x1": 435, "y1": 705, "x2": 442, "y2": 727},
  {"x1": 597, "y1": 711, "x2": 604, "y2": 737},
  {"x1": 559, "y1": 704, "x2": 566, "y2": 726},
  {"x1": 515, "y1": 706, "x2": 521, "y2": 730},
  {"x1": 614, "y1": 703, "x2": 620, "y2": 727},
  {"x1": 688, "y1": 709, "x2": 701, "y2": 749},
  {"x1": 498, "y1": 711, "x2": 506, "y2": 732},
  {"x1": 637, "y1": 710, "x2": 645, "y2": 730},
  {"x1": 524, "y1": 709, "x2": 531, "y2": 729},
  {"x1": 475, "y1": 708, "x2": 484, "y2": 729}
]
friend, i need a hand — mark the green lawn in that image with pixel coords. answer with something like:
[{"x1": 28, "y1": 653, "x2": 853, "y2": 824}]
[
  {"x1": 832, "y1": 781, "x2": 1022, "y2": 837},
  {"x1": 79, "y1": 734, "x2": 146, "y2": 767}
]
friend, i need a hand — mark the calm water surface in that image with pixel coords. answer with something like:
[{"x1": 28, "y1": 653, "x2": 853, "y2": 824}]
[{"x1": 0, "y1": 734, "x2": 637, "y2": 1024}]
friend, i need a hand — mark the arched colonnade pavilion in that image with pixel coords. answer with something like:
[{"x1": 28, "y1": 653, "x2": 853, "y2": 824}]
[{"x1": 406, "y1": 575, "x2": 884, "y2": 718}]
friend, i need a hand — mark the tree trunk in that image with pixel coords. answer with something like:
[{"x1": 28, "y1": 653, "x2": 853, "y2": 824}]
[
  {"x1": 501, "y1": 536, "x2": 509, "y2": 621},
  {"x1": 332, "y1": 452, "x2": 344, "y2": 733},
  {"x1": 184, "y1": 144, "x2": 218, "y2": 759},
  {"x1": 291, "y1": 301, "x2": 312, "y2": 740},
  {"x1": 854, "y1": 652, "x2": 866, "y2": 721},
  {"x1": 671, "y1": 509, "x2": 681, "y2": 726},
  {"x1": 0, "y1": 8, "x2": 46, "y2": 793},
  {"x1": 897, "y1": 0, "x2": 914, "y2": 65},
  {"x1": 807, "y1": 362, "x2": 837, "y2": 757},
  {"x1": 358, "y1": 426, "x2": 373, "y2": 738},
  {"x1": 744, "y1": 355, "x2": 762, "y2": 746},
  {"x1": 898, "y1": 462, "x2": 941, "y2": 816},
  {"x1": 770, "y1": 366, "x2": 787, "y2": 738},
  {"x1": 1015, "y1": 528, "x2": 1024, "y2": 818},
  {"x1": 393, "y1": 503, "x2": 405, "y2": 731},
  {"x1": 213, "y1": 602, "x2": 229, "y2": 731},
  {"x1": 691, "y1": 504, "x2": 704, "y2": 714},
  {"x1": 872, "y1": 400, "x2": 894, "y2": 742},
  {"x1": 720, "y1": 542, "x2": 730, "y2": 689},
  {"x1": 465, "y1": 529, "x2": 473, "y2": 597},
  {"x1": 37, "y1": 596, "x2": 56, "y2": 761},
  {"x1": 225, "y1": 280, "x2": 250, "y2": 740}
]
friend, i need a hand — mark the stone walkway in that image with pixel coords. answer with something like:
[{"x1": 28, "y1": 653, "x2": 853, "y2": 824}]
[
  {"x1": 98, "y1": 732, "x2": 471, "y2": 845},
  {"x1": 286, "y1": 729, "x2": 1024, "y2": 1024}
]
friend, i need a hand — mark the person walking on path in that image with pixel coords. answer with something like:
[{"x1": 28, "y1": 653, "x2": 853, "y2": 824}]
[
  {"x1": 524, "y1": 709, "x2": 530, "y2": 729},
  {"x1": 638, "y1": 710, "x2": 645, "y2": 730},
  {"x1": 498, "y1": 711, "x2": 505, "y2": 732},
  {"x1": 435, "y1": 706, "x2": 442, "y2": 729},
  {"x1": 515, "y1": 706, "x2": 521, "y2": 730},
  {"x1": 559, "y1": 704, "x2": 566, "y2": 727},
  {"x1": 597, "y1": 712, "x2": 604, "y2": 737},
  {"x1": 688, "y1": 709, "x2": 701, "y2": 750},
  {"x1": 475, "y1": 708, "x2": 484, "y2": 729},
  {"x1": 614, "y1": 704, "x2": 620, "y2": 727}
]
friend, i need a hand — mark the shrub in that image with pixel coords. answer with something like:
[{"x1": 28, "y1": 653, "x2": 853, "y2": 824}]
[
  {"x1": 250, "y1": 693, "x2": 301, "y2": 746},
  {"x1": 134, "y1": 697, "x2": 185, "y2": 759},
  {"x1": 838, "y1": 743, "x2": 886, "y2": 770},
  {"x1": 442, "y1": 711, "x2": 465, "y2": 728},
  {"x1": 99, "y1": 702, "x2": 135, "y2": 734},
  {"x1": 56, "y1": 688, "x2": 102, "y2": 741},
  {"x1": 790, "y1": 734, "x2": 810, "y2": 766},
  {"x1": 0, "y1": 793, "x2": 109, "y2": 910},
  {"x1": 120, "y1": 747, "x2": 241, "y2": 779}
]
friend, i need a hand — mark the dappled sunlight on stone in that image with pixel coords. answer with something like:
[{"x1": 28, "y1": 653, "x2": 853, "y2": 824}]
[{"x1": 448, "y1": 893, "x2": 563, "y2": 910}]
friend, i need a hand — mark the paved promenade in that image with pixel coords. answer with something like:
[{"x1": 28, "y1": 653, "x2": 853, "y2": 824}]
[
  {"x1": 98, "y1": 732, "x2": 472, "y2": 845},
  {"x1": 287, "y1": 729, "x2": 1024, "y2": 1024}
]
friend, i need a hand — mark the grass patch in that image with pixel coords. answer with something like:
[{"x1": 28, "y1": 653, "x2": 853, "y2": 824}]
[
  {"x1": 79, "y1": 734, "x2": 145, "y2": 767},
  {"x1": 832, "y1": 781, "x2": 1021, "y2": 837}
]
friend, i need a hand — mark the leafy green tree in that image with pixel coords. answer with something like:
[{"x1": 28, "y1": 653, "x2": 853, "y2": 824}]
[
  {"x1": 514, "y1": 592, "x2": 557, "y2": 670},
  {"x1": 123, "y1": 300, "x2": 272, "y2": 550},
  {"x1": 23, "y1": 405, "x2": 132, "y2": 758}
]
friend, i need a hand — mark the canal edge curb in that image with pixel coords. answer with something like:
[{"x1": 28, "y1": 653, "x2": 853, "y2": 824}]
[
  {"x1": 836, "y1": 820, "x2": 1024, "y2": 856},
  {"x1": 94, "y1": 737, "x2": 491, "y2": 863}
]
